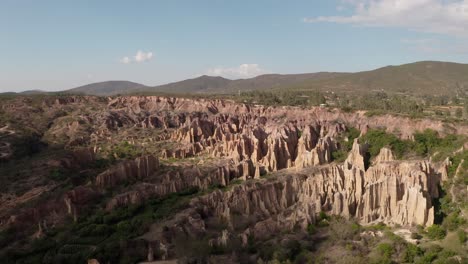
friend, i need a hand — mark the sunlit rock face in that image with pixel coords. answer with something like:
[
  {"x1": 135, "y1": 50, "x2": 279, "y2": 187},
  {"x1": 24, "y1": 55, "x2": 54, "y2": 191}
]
[
  {"x1": 0, "y1": 96, "x2": 450, "y2": 252},
  {"x1": 187, "y1": 144, "x2": 440, "y2": 234}
]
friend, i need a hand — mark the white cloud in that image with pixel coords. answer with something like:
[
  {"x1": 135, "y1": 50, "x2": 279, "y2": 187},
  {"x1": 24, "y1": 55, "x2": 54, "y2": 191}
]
[
  {"x1": 303, "y1": 0, "x2": 468, "y2": 37},
  {"x1": 206, "y1": 64, "x2": 269, "y2": 79},
  {"x1": 134, "y1": 50, "x2": 153, "y2": 62},
  {"x1": 120, "y1": 50, "x2": 153, "y2": 64},
  {"x1": 120, "y1": 56, "x2": 131, "y2": 64}
]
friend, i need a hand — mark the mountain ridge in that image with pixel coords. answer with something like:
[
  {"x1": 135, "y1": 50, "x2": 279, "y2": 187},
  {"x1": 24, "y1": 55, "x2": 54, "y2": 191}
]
[{"x1": 51, "y1": 61, "x2": 468, "y2": 96}]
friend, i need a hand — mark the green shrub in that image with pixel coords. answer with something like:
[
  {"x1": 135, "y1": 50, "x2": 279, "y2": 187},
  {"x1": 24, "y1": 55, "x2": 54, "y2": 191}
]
[
  {"x1": 442, "y1": 211, "x2": 466, "y2": 231},
  {"x1": 2, "y1": 187, "x2": 204, "y2": 264},
  {"x1": 78, "y1": 224, "x2": 113, "y2": 237},
  {"x1": 402, "y1": 243, "x2": 423, "y2": 263},
  {"x1": 319, "y1": 211, "x2": 329, "y2": 221},
  {"x1": 458, "y1": 229, "x2": 467, "y2": 244},
  {"x1": 414, "y1": 129, "x2": 439, "y2": 156},
  {"x1": 237, "y1": 90, "x2": 325, "y2": 107},
  {"x1": 376, "y1": 243, "x2": 394, "y2": 258},
  {"x1": 246, "y1": 234, "x2": 257, "y2": 254},
  {"x1": 307, "y1": 224, "x2": 317, "y2": 235},
  {"x1": 361, "y1": 129, "x2": 412, "y2": 159},
  {"x1": 0, "y1": 229, "x2": 16, "y2": 249},
  {"x1": 344, "y1": 92, "x2": 424, "y2": 116},
  {"x1": 283, "y1": 240, "x2": 302, "y2": 261},
  {"x1": 413, "y1": 130, "x2": 462, "y2": 158},
  {"x1": 384, "y1": 230, "x2": 403, "y2": 243},
  {"x1": 257, "y1": 242, "x2": 277, "y2": 261},
  {"x1": 418, "y1": 251, "x2": 438, "y2": 264},
  {"x1": 329, "y1": 218, "x2": 360, "y2": 241},
  {"x1": 332, "y1": 150, "x2": 348, "y2": 162},
  {"x1": 426, "y1": 224, "x2": 446, "y2": 240},
  {"x1": 111, "y1": 141, "x2": 142, "y2": 159},
  {"x1": 350, "y1": 223, "x2": 361, "y2": 233},
  {"x1": 48, "y1": 168, "x2": 67, "y2": 181}
]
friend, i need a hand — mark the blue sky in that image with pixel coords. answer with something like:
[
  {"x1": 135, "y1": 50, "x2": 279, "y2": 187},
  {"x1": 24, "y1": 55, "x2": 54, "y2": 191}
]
[{"x1": 1, "y1": 0, "x2": 468, "y2": 92}]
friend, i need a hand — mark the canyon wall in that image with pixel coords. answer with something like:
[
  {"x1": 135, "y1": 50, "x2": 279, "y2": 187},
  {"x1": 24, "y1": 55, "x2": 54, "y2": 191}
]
[
  {"x1": 156, "y1": 143, "x2": 443, "y2": 248},
  {"x1": 0, "y1": 96, "x2": 451, "y2": 249}
]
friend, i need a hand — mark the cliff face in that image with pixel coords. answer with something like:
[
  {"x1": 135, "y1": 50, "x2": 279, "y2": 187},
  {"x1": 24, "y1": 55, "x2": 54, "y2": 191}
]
[
  {"x1": 0, "y1": 95, "x2": 455, "y2": 262},
  {"x1": 107, "y1": 96, "x2": 468, "y2": 139},
  {"x1": 95, "y1": 155, "x2": 159, "y2": 188},
  {"x1": 155, "y1": 144, "x2": 443, "y2": 245},
  {"x1": 159, "y1": 113, "x2": 342, "y2": 175}
]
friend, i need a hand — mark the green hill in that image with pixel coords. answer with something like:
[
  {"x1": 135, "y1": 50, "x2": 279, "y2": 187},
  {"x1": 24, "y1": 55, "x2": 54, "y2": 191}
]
[
  {"x1": 60, "y1": 61, "x2": 468, "y2": 96},
  {"x1": 66, "y1": 81, "x2": 149, "y2": 96},
  {"x1": 282, "y1": 61, "x2": 468, "y2": 96}
]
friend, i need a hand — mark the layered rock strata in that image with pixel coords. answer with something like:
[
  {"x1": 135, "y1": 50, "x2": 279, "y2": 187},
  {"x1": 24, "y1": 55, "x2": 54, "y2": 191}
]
[
  {"x1": 155, "y1": 143, "x2": 443, "y2": 249},
  {"x1": 95, "y1": 155, "x2": 159, "y2": 188}
]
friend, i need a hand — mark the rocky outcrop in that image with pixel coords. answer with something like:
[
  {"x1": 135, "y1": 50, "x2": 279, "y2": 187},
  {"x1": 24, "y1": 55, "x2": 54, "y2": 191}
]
[
  {"x1": 49, "y1": 148, "x2": 96, "y2": 169},
  {"x1": 374, "y1": 147, "x2": 394, "y2": 164},
  {"x1": 163, "y1": 119, "x2": 340, "y2": 178},
  {"x1": 315, "y1": 144, "x2": 440, "y2": 227},
  {"x1": 0, "y1": 125, "x2": 15, "y2": 161},
  {"x1": 95, "y1": 155, "x2": 159, "y2": 188},
  {"x1": 0, "y1": 142, "x2": 12, "y2": 160},
  {"x1": 295, "y1": 134, "x2": 335, "y2": 169},
  {"x1": 344, "y1": 139, "x2": 367, "y2": 170},
  {"x1": 156, "y1": 143, "x2": 444, "y2": 246},
  {"x1": 64, "y1": 186, "x2": 100, "y2": 221},
  {"x1": 1, "y1": 95, "x2": 458, "y2": 262},
  {"x1": 3, "y1": 185, "x2": 100, "y2": 230},
  {"x1": 107, "y1": 96, "x2": 468, "y2": 138},
  {"x1": 106, "y1": 159, "x2": 257, "y2": 210}
]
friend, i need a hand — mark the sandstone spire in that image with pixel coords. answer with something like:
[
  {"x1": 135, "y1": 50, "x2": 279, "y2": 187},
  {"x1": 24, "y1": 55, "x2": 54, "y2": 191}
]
[{"x1": 344, "y1": 139, "x2": 366, "y2": 170}]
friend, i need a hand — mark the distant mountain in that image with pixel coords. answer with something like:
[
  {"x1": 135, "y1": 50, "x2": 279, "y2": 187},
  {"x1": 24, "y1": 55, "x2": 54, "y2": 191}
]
[
  {"x1": 66, "y1": 81, "x2": 149, "y2": 96},
  {"x1": 146, "y1": 72, "x2": 345, "y2": 94},
  {"x1": 0, "y1": 90, "x2": 48, "y2": 97},
  {"x1": 0, "y1": 92, "x2": 18, "y2": 97},
  {"x1": 61, "y1": 73, "x2": 344, "y2": 96},
  {"x1": 217, "y1": 72, "x2": 345, "y2": 93},
  {"x1": 19, "y1": 90, "x2": 48, "y2": 95},
  {"x1": 282, "y1": 61, "x2": 468, "y2": 96},
  {"x1": 60, "y1": 61, "x2": 468, "y2": 96},
  {"x1": 150, "y1": 75, "x2": 232, "y2": 94}
]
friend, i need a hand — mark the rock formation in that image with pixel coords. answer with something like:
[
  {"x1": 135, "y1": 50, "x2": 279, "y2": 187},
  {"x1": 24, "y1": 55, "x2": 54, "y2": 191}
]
[
  {"x1": 0, "y1": 95, "x2": 459, "y2": 263},
  {"x1": 64, "y1": 186, "x2": 100, "y2": 221},
  {"x1": 95, "y1": 155, "x2": 159, "y2": 188},
  {"x1": 155, "y1": 142, "x2": 444, "y2": 247}
]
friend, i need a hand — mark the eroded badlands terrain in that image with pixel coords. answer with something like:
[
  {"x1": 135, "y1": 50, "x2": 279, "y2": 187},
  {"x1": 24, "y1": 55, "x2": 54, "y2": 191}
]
[{"x1": 0, "y1": 96, "x2": 466, "y2": 263}]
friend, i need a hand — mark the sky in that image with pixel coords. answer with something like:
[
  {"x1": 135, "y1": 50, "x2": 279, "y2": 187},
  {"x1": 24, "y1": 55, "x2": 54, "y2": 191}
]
[{"x1": 1, "y1": 0, "x2": 468, "y2": 92}]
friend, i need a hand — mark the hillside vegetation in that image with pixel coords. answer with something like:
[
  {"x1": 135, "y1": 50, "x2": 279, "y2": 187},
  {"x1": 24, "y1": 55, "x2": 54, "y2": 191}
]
[
  {"x1": 60, "y1": 61, "x2": 468, "y2": 97},
  {"x1": 282, "y1": 61, "x2": 468, "y2": 96}
]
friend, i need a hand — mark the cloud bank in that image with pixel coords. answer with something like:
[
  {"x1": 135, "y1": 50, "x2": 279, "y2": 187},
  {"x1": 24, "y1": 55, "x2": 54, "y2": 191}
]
[
  {"x1": 304, "y1": 0, "x2": 468, "y2": 37},
  {"x1": 206, "y1": 64, "x2": 269, "y2": 79},
  {"x1": 120, "y1": 50, "x2": 153, "y2": 64}
]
